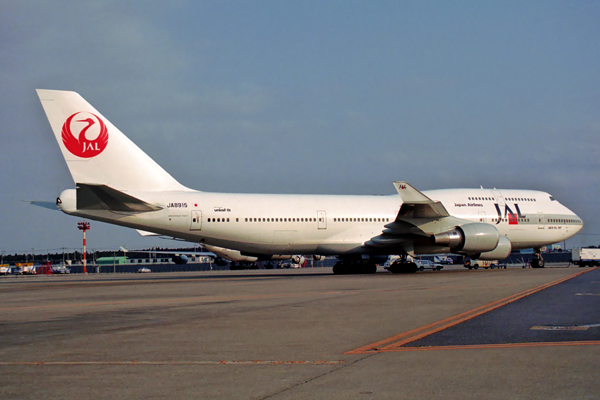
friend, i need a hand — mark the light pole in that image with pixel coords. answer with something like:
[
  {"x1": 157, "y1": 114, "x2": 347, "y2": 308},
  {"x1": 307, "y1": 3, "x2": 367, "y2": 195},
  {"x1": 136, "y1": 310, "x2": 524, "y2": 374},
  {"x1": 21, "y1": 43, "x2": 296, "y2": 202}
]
[{"x1": 77, "y1": 221, "x2": 90, "y2": 274}]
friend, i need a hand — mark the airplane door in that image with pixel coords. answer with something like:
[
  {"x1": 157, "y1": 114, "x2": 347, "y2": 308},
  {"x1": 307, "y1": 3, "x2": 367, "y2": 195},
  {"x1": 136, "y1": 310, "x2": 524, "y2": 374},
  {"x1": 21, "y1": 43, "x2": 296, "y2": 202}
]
[
  {"x1": 317, "y1": 211, "x2": 327, "y2": 230},
  {"x1": 491, "y1": 190, "x2": 505, "y2": 207},
  {"x1": 537, "y1": 212, "x2": 545, "y2": 229},
  {"x1": 190, "y1": 210, "x2": 202, "y2": 231},
  {"x1": 478, "y1": 212, "x2": 487, "y2": 223}
]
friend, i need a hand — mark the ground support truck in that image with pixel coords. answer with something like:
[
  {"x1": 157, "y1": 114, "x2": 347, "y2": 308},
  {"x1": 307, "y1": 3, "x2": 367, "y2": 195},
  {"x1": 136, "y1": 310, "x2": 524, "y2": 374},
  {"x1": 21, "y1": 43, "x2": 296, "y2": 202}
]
[{"x1": 572, "y1": 248, "x2": 600, "y2": 267}]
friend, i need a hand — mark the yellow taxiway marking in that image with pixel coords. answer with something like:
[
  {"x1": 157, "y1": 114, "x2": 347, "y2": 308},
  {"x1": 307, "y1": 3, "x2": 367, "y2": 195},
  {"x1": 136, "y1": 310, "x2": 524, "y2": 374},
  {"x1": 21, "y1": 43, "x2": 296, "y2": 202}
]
[{"x1": 346, "y1": 269, "x2": 595, "y2": 354}]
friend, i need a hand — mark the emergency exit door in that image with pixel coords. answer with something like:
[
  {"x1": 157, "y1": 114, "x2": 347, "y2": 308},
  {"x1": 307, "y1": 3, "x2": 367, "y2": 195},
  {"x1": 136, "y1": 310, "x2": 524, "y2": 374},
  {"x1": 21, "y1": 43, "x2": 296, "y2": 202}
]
[
  {"x1": 317, "y1": 211, "x2": 327, "y2": 229},
  {"x1": 190, "y1": 210, "x2": 202, "y2": 231}
]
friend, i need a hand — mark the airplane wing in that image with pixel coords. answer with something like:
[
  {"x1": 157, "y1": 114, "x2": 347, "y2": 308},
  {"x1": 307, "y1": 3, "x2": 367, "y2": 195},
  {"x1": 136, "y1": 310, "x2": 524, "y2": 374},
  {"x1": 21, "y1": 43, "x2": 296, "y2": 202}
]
[{"x1": 365, "y1": 182, "x2": 455, "y2": 249}]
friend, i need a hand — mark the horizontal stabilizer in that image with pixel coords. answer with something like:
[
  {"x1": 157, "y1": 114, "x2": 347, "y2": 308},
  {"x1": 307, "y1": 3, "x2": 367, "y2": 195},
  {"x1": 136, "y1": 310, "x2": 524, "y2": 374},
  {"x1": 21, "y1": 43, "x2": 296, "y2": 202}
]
[
  {"x1": 77, "y1": 184, "x2": 163, "y2": 212},
  {"x1": 27, "y1": 201, "x2": 58, "y2": 211},
  {"x1": 136, "y1": 230, "x2": 162, "y2": 237}
]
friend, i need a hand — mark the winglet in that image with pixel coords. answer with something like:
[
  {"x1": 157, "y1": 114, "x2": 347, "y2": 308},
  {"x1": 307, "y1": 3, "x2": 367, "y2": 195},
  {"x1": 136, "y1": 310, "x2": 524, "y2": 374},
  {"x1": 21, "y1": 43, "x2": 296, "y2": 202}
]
[
  {"x1": 393, "y1": 181, "x2": 434, "y2": 204},
  {"x1": 393, "y1": 181, "x2": 449, "y2": 218}
]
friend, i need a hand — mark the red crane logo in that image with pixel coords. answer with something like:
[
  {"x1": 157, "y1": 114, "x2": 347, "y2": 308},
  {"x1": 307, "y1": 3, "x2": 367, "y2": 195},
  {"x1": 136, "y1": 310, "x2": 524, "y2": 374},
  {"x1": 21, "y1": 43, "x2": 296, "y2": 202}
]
[{"x1": 61, "y1": 112, "x2": 109, "y2": 158}]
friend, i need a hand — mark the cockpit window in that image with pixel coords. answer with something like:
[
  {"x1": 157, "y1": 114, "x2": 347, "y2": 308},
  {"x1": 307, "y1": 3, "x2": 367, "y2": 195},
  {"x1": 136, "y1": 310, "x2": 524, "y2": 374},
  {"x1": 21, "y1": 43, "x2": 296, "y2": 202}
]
[{"x1": 549, "y1": 196, "x2": 556, "y2": 201}]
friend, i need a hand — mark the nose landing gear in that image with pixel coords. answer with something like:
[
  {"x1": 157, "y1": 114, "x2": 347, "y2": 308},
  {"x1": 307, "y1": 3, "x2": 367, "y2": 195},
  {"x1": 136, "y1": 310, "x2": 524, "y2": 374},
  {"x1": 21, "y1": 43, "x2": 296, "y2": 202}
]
[{"x1": 531, "y1": 247, "x2": 545, "y2": 268}]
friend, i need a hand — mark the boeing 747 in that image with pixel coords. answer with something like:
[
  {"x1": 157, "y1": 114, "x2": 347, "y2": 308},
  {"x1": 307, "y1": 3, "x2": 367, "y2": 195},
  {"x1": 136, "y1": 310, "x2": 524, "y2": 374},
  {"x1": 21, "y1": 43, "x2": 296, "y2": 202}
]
[{"x1": 36, "y1": 90, "x2": 583, "y2": 273}]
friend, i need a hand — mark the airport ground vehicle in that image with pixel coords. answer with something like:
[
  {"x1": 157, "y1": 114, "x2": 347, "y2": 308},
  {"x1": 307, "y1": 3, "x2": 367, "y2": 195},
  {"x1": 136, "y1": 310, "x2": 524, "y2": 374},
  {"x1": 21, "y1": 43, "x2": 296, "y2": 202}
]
[
  {"x1": 11, "y1": 266, "x2": 23, "y2": 275},
  {"x1": 137, "y1": 267, "x2": 151, "y2": 273},
  {"x1": 572, "y1": 248, "x2": 600, "y2": 267},
  {"x1": 415, "y1": 260, "x2": 443, "y2": 271},
  {"x1": 0, "y1": 265, "x2": 10, "y2": 275},
  {"x1": 464, "y1": 258, "x2": 501, "y2": 270},
  {"x1": 433, "y1": 255, "x2": 453, "y2": 264},
  {"x1": 16, "y1": 263, "x2": 36, "y2": 274},
  {"x1": 52, "y1": 265, "x2": 71, "y2": 274}
]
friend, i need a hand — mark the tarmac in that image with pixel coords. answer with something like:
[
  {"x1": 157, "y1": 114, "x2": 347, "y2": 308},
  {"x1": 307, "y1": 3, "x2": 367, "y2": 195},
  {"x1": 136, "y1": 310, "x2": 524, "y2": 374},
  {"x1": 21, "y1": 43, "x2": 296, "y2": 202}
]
[{"x1": 0, "y1": 264, "x2": 598, "y2": 399}]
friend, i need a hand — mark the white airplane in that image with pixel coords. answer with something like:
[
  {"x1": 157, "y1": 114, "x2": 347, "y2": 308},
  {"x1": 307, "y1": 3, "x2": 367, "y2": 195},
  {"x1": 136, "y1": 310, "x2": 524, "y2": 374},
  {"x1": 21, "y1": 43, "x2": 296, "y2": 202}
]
[{"x1": 36, "y1": 89, "x2": 583, "y2": 274}]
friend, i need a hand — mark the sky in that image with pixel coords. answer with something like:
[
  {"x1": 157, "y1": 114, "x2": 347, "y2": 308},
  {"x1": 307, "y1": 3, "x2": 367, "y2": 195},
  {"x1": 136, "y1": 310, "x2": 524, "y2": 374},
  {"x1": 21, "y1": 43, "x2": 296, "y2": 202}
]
[{"x1": 1, "y1": 0, "x2": 599, "y2": 256}]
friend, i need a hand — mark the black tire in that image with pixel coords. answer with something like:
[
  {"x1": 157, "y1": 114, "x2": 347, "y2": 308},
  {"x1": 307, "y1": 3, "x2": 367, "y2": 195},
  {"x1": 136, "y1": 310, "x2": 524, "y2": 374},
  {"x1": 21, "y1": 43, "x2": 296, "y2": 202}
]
[
  {"x1": 419, "y1": 266, "x2": 424, "y2": 271},
  {"x1": 474, "y1": 264, "x2": 479, "y2": 270},
  {"x1": 391, "y1": 262, "x2": 418, "y2": 273},
  {"x1": 364, "y1": 263, "x2": 377, "y2": 274},
  {"x1": 531, "y1": 258, "x2": 545, "y2": 268}
]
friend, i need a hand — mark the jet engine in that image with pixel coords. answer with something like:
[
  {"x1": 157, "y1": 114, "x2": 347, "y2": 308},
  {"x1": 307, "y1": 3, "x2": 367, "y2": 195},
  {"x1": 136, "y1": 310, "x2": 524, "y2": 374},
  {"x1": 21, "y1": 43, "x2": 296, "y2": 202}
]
[
  {"x1": 291, "y1": 255, "x2": 306, "y2": 264},
  {"x1": 431, "y1": 223, "x2": 499, "y2": 254},
  {"x1": 475, "y1": 235, "x2": 512, "y2": 260},
  {"x1": 172, "y1": 255, "x2": 189, "y2": 264}
]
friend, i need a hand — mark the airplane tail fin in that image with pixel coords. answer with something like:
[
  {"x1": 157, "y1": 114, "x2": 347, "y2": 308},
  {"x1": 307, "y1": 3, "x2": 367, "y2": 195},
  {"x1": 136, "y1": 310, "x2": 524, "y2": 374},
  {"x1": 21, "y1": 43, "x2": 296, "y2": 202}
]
[{"x1": 36, "y1": 89, "x2": 187, "y2": 192}]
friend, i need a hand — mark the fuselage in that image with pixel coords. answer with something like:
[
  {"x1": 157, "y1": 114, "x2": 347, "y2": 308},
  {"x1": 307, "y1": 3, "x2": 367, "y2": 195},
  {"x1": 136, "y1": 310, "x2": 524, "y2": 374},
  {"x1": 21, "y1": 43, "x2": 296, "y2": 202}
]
[{"x1": 58, "y1": 187, "x2": 583, "y2": 258}]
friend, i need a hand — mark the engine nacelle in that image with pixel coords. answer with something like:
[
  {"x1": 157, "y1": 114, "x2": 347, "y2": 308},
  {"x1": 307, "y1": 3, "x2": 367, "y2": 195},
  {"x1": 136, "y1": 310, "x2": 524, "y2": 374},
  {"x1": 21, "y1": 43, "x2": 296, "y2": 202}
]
[
  {"x1": 213, "y1": 257, "x2": 229, "y2": 267},
  {"x1": 291, "y1": 255, "x2": 305, "y2": 264},
  {"x1": 172, "y1": 255, "x2": 188, "y2": 264},
  {"x1": 475, "y1": 235, "x2": 512, "y2": 260},
  {"x1": 431, "y1": 223, "x2": 499, "y2": 253}
]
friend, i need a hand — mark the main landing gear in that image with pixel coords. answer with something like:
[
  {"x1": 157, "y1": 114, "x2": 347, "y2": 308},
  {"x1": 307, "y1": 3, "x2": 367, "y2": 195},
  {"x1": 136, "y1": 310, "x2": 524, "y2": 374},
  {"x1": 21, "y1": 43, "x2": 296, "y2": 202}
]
[
  {"x1": 530, "y1": 247, "x2": 545, "y2": 268},
  {"x1": 332, "y1": 258, "x2": 378, "y2": 275},
  {"x1": 387, "y1": 255, "x2": 418, "y2": 274}
]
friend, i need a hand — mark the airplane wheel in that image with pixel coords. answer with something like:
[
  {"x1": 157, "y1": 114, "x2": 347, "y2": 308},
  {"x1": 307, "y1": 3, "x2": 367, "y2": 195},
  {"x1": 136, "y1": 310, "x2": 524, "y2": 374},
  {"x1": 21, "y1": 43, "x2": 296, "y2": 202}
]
[
  {"x1": 531, "y1": 258, "x2": 544, "y2": 268},
  {"x1": 389, "y1": 263, "x2": 417, "y2": 274},
  {"x1": 333, "y1": 263, "x2": 346, "y2": 275}
]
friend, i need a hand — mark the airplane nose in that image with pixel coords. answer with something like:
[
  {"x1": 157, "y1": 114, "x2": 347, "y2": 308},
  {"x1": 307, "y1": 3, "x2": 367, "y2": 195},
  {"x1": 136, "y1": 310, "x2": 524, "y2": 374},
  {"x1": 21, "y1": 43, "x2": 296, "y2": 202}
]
[
  {"x1": 568, "y1": 209, "x2": 584, "y2": 235},
  {"x1": 575, "y1": 214, "x2": 584, "y2": 233}
]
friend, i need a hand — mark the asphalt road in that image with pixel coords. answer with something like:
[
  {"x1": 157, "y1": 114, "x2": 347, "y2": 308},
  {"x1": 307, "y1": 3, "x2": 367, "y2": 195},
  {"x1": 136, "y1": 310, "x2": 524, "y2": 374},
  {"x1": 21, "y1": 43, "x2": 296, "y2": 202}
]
[{"x1": 1, "y1": 265, "x2": 598, "y2": 399}]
